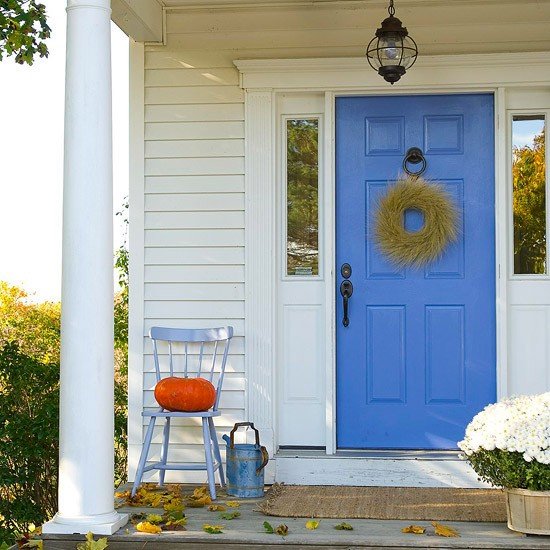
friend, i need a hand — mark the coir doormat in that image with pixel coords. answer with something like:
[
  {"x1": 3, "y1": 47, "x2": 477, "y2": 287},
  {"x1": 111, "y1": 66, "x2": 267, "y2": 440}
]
[{"x1": 259, "y1": 485, "x2": 507, "y2": 522}]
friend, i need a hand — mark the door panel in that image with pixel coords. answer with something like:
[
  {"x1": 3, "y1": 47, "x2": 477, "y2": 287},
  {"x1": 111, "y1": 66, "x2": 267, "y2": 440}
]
[{"x1": 336, "y1": 94, "x2": 495, "y2": 449}]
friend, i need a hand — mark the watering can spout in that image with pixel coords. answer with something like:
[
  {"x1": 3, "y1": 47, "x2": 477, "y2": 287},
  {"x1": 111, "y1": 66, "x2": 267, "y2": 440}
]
[{"x1": 222, "y1": 434, "x2": 230, "y2": 445}]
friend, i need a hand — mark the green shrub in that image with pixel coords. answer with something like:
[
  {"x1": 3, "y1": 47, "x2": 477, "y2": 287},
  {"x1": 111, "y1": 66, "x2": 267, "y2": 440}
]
[
  {"x1": 466, "y1": 449, "x2": 550, "y2": 491},
  {"x1": 0, "y1": 342, "x2": 59, "y2": 544}
]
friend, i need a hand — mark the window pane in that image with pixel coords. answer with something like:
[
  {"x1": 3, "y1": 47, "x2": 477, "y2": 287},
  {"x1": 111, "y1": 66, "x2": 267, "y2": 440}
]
[
  {"x1": 286, "y1": 119, "x2": 319, "y2": 276},
  {"x1": 512, "y1": 115, "x2": 546, "y2": 275}
]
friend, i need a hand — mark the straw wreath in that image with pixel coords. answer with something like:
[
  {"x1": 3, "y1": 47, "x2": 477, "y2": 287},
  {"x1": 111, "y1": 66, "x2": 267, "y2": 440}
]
[{"x1": 374, "y1": 176, "x2": 459, "y2": 267}]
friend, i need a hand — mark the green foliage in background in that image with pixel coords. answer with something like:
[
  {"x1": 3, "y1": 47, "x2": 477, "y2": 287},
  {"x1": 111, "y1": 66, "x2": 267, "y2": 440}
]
[
  {"x1": 0, "y1": 200, "x2": 130, "y2": 545},
  {"x1": 0, "y1": 284, "x2": 60, "y2": 545},
  {"x1": 0, "y1": 1, "x2": 50, "y2": 65},
  {"x1": 286, "y1": 119, "x2": 319, "y2": 275},
  {"x1": 513, "y1": 130, "x2": 546, "y2": 274}
]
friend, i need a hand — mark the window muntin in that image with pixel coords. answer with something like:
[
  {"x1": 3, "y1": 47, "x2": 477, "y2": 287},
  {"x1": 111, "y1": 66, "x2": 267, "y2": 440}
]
[
  {"x1": 512, "y1": 115, "x2": 547, "y2": 275},
  {"x1": 286, "y1": 118, "x2": 320, "y2": 277}
]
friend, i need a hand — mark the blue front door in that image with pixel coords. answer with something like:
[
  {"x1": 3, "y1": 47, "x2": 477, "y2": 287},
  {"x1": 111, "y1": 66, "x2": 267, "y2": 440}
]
[{"x1": 336, "y1": 94, "x2": 495, "y2": 449}]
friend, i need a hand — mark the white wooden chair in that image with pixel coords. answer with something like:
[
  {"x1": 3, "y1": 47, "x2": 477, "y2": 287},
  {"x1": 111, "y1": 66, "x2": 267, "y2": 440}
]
[{"x1": 131, "y1": 326, "x2": 233, "y2": 500}]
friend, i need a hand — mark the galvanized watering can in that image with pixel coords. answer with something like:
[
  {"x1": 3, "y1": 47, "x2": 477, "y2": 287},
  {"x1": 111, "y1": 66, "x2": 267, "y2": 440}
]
[{"x1": 222, "y1": 422, "x2": 269, "y2": 498}]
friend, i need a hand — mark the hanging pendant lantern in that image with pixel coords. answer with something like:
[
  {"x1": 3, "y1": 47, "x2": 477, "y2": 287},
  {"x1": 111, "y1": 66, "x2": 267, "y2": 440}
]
[{"x1": 366, "y1": 0, "x2": 418, "y2": 84}]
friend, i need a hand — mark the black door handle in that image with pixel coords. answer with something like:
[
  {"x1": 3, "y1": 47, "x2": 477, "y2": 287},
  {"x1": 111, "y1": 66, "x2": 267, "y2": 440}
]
[{"x1": 340, "y1": 280, "x2": 353, "y2": 327}]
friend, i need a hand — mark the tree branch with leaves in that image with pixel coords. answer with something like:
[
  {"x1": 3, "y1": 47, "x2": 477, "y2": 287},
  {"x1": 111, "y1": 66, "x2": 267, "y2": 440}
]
[{"x1": 0, "y1": 1, "x2": 50, "y2": 65}]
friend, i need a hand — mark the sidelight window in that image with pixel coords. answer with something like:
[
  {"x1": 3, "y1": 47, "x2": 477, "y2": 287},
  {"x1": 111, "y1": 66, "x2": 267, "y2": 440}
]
[
  {"x1": 285, "y1": 118, "x2": 320, "y2": 277},
  {"x1": 512, "y1": 114, "x2": 547, "y2": 275}
]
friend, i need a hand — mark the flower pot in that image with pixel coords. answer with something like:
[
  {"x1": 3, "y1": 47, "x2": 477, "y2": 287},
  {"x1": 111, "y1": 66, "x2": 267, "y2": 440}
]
[{"x1": 505, "y1": 488, "x2": 550, "y2": 535}]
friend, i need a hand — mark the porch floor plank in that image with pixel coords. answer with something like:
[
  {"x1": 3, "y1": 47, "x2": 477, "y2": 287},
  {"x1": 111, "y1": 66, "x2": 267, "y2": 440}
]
[{"x1": 41, "y1": 485, "x2": 550, "y2": 549}]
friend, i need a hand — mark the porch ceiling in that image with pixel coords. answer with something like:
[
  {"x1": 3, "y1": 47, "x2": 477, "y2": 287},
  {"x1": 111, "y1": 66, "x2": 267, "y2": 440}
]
[{"x1": 115, "y1": 0, "x2": 550, "y2": 55}]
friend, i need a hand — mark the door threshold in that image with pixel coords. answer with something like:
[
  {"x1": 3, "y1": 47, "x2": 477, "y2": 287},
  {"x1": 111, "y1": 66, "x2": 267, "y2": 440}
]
[{"x1": 276, "y1": 448, "x2": 461, "y2": 460}]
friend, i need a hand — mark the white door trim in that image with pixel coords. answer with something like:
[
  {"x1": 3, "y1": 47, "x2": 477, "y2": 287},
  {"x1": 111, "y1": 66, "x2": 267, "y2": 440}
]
[{"x1": 239, "y1": 53, "x2": 550, "y2": 462}]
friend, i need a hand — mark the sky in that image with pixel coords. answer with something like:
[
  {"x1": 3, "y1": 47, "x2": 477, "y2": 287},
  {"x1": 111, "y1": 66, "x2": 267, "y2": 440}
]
[{"x1": 0, "y1": 1, "x2": 129, "y2": 303}]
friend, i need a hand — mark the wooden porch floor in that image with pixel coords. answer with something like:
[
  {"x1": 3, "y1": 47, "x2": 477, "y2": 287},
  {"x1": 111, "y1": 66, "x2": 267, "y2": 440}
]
[{"x1": 42, "y1": 484, "x2": 550, "y2": 549}]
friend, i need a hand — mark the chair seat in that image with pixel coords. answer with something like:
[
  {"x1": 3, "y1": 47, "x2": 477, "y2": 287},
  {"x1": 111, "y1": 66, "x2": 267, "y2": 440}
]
[{"x1": 143, "y1": 408, "x2": 221, "y2": 418}]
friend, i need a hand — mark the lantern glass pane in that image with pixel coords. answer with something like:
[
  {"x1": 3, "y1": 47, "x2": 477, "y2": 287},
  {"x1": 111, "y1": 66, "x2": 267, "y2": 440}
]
[
  {"x1": 378, "y1": 34, "x2": 402, "y2": 66},
  {"x1": 401, "y1": 36, "x2": 417, "y2": 68}
]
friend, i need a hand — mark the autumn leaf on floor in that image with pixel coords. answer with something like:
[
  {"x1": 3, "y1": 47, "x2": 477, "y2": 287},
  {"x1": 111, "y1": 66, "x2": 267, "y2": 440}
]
[
  {"x1": 145, "y1": 514, "x2": 163, "y2": 524},
  {"x1": 163, "y1": 499, "x2": 185, "y2": 514},
  {"x1": 226, "y1": 500, "x2": 240, "y2": 508},
  {"x1": 136, "y1": 521, "x2": 162, "y2": 534},
  {"x1": 432, "y1": 522, "x2": 460, "y2": 537},
  {"x1": 263, "y1": 521, "x2": 274, "y2": 534},
  {"x1": 402, "y1": 525, "x2": 426, "y2": 534},
  {"x1": 203, "y1": 524, "x2": 224, "y2": 534},
  {"x1": 275, "y1": 524, "x2": 289, "y2": 536},
  {"x1": 208, "y1": 504, "x2": 226, "y2": 512},
  {"x1": 220, "y1": 511, "x2": 241, "y2": 520},
  {"x1": 334, "y1": 522, "x2": 353, "y2": 531},
  {"x1": 161, "y1": 518, "x2": 187, "y2": 531},
  {"x1": 187, "y1": 487, "x2": 212, "y2": 507},
  {"x1": 76, "y1": 532, "x2": 109, "y2": 549},
  {"x1": 130, "y1": 513, "x2": 147, "y2": 524},
  {"x1": 305, "y1": 520, "x2": 320, "y2": 530}
]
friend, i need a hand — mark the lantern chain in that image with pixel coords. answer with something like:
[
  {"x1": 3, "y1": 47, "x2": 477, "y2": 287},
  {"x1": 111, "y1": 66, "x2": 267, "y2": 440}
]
[{"x1": 388, "y1": 0, "x2": 395, "y2": 16}]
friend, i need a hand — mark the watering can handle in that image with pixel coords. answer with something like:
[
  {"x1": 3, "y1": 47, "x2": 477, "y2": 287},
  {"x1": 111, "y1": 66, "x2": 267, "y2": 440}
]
[
  {"x1": 229, "y1": 422, "x2": 260, "y2": 448},
  {"x1": 257, "y1": 445, "x2": 269, "y2": 474}
]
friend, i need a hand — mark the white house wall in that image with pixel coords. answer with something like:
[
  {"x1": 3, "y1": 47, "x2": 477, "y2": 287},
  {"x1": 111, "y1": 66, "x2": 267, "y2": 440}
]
[{"x1": 129, "y1": 2, "x2": 550, "y2": 483}]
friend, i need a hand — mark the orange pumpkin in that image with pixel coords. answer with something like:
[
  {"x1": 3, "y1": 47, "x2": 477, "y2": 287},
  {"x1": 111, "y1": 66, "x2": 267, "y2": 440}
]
[{"x1": 154, "y1": 377, "x2": 216, "y2": 412}]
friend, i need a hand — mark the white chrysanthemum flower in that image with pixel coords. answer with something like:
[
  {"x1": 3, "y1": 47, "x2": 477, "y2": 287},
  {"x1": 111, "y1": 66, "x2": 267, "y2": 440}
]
[{"x1": 458, "y1": 393, "x2": 550, "y2": 464}]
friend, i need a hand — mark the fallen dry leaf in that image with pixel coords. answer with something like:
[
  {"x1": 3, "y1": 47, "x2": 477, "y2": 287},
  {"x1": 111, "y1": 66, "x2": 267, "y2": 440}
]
[
  {"x1": 402, "y1": 525, "x2": 426, "y2": 534},
  {"x1": 334, "y1": 522, "x2": 353, "y2": 531},
  {"x1": 226, "y1": 501, "x2": 240, "y2": 508},
  {"x1": 432, "y1": 522, "x2": 460, "y2": 538},
  {"x1": 203, "y1": 524, "x2": 224, "y2": 534},
  {"x1": 75, "y1": 532, "x2": 107, "y2": 550},
  {"x1": 305, "y1": 520, "x2": 320, "y2": 530},
  {"x1": 220, "y1": 511, "x2": 241, "y2": 520},
  {"x1": 136, "y1": 521, "x2": 162, "y2": 534},
  {"x1": 208, "y1": 504, "x2": 226, "y2": 512},
  {"x1": 274, "y1": 524, "x2": 289, "y2": 536}
]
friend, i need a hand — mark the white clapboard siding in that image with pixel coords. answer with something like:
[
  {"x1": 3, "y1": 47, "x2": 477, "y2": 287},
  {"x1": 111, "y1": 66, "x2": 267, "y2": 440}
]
[
  {"x1": 145, "y1": 266, "x2": 244, "y2": 283},
  {"x1": 145, "y1": 282, "x2": 244, "y2": 302},
  {"x1": 145, "y1": 248, "x2": 244, "y2": 266},
  {"x1": 146, "y1": 86, "x2": 244, "y2": 105},
  {"x1": 145, "y1": 175, "x2": 244, "y2": 194},
  {"x1": 145, "y1": 121, "x2": 244, "y2": 140},
  {"x1": 145, "y1": 140, "x2": 244, "y2": 159},
  {"x1": 145, "y1": 211, "x2": 244, "y2": 229},
  {"x1": 144, "y1": 300, "x2": 245, "y2": 319},
  {"x1": 145, "y1": 68, "x2": 239, "y2": 87},
  {"x1": 146, "y1": 193, "x2": 244, "y2": 211},
  {"x1": 145, "y1": 104, "x2": 244, "y2": 123},
  {"x1": 145, "y1": 229, "x2": 244, "y2": 248},
  {"x1": 145, "y1": 157, "x2": 244, "y2": 177}
]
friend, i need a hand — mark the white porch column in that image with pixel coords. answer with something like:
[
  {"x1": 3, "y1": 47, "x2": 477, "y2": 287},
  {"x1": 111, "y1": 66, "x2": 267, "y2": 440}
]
[{"x1": 43, "y1": 0, "x2": 128, "y2": 535}]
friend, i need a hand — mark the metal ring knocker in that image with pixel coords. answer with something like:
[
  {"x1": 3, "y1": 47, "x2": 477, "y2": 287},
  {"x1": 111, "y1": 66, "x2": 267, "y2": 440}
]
[{"x1": 403, "y1": 147, "x2": 427, "y2": 177}]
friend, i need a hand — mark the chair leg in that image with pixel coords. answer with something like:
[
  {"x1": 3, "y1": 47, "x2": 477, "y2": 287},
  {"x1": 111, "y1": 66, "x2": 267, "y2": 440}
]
[
  {"x1": 132, "y1": 416, "x2": 157, "y2": 497},
  {"x1": 202, "y1": 417, "x2": 217, "y2": 500},
  {"x1": 208, "y1": 417, "x2": 225, "y2": 487},
  {"x1": 159, "y1": 417, "x2": 171, "y2": 487}
]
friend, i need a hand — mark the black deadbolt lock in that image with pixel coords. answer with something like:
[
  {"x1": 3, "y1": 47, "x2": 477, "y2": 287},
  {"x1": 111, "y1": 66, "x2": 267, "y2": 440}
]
[{"x1": 341, "y1": 263, "x2": 352, "y2": 279}]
